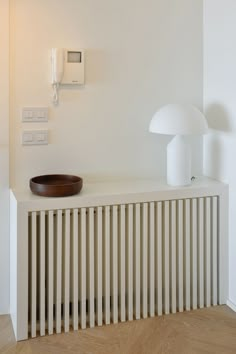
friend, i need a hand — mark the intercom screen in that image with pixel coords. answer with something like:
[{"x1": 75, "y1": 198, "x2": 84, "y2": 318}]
[{"x1": 67, "y1": 51, "x2": 81, "y2": 63}]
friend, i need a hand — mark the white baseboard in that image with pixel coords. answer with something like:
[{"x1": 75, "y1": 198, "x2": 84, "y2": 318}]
[{"x1": 227, "y1": 299, "x2": 236, "y2": 312}]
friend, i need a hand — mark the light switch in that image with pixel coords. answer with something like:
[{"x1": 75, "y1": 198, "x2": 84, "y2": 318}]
[
  {"x1": 22, "y1": 107, "x2": 48, "y2": 122},
  {"x1": 22, "y1": 133, "x2": 33, "y2": 143},
  {"x1": 35, "y1": 131, "x2": 48, "y2": 143},
  {"x1": 37, "y1": 133, "x2": 44, "y2": 141},
  {"x1": 22, "y1": 130, "x2": 48, "y2": 145}
]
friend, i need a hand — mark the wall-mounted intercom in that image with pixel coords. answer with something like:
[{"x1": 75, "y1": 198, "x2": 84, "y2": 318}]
[{"x1": 51, "y1": 48, "x2": 85, "y2": 104}]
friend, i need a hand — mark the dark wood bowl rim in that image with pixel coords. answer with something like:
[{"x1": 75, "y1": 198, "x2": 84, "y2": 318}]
[{"x1": 30, "y1": 174, "x2": 82, "y2": 187}]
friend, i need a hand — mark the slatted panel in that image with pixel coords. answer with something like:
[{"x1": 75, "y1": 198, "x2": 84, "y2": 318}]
[
  {"x1": 127, "y1": 204, "x2": 133, "y2": 321},
  {"x1": 205, "y1": 197, "x2": 211, "y2": 307},
  {"x1": 198, "y1": 198, "x2": 204, "y2": 308},
  {"x1": 104, "y1": 206, "x2": 110, "y2": 324},
  {"x1": 63, "y1": 209, "x2": 70, "y2": 332},
  {"x1": 164, "y1": 201, "x2": 170, "y2": 315},
  {"x1": 111, "y1": 206, "x2": 118, "y2": 323},
  {"x1": 72, "y1": 209, "x2": 79, "y2": 330},
  {"x1": 40, "y1": 211, "x2": 45, "y2": 336},
  {"x1": 47, "y1": 210, "x2": 54, "y2": 335},
  {"x1": 134, "y1": 204, "x2": 141, "y2": 319},
  {"x1": 80, "y1": 208, "x2": 86, "y2": 329},
  {"x1": 171, "y1": 201, "x2": 176, "y2": 314},
  {"x1": 96, "y1": 207, "x2": 103, "y2": 326},
  {"x1": 184, "y1": 199, "x2": 191, "y2": 311},
  {"x1": 119, "y1": 205, "x2": 126, "y2": 322},
  {"x1": 156, "y1": 202, "x2": 163, "y2": 316},
  {"x1": 56, "y1": 210, "x2": 62, "y2": 333},
  {"x1": 177, "y1": 200, "x2": 184, "y2": 312},
  {"x1": 142, "y1": 203, "x2": 148, "y2": 318},
  {"x1": 88, "y1": 208, "x2": 95, "y2": 328},
  {"x1": 28, "y1": 196, "x2": 219, "y2": 338},
  {"x1": 30, "y1": 212, "x2": 37, "y2": 338},
  {"x1": 191, "y1": 199, "x2": 198, "y2": 310},
  {"x1": 149, "y1": 202, "x2": 155, "y2": 317},
  {"x1": 212, "y1": 197, "x2": 218, "y2": 306}
]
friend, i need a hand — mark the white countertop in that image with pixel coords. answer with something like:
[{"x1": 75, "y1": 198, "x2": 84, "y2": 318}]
[{"x1": 11, "y1": 176, "x2": 228, "y2": 212}]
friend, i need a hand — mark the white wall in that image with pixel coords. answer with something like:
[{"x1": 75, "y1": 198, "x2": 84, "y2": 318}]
[
  {"x1": 11, "y1": 0, "x2": 204, "y2": 189},
  {"x1": 0, "y1": 0, "x2": 204, "y2": 315},
  {"x1": 204, "y1": 0, "x2": 236, "y2": 308},
  {"x1": 0, "y1": 0, "x2": 10, "y2": 314}
]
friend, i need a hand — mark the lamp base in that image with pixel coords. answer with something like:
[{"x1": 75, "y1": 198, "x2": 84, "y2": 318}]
[{"x1": 167, "y1": 135, "x2": 191, "y2": 186}]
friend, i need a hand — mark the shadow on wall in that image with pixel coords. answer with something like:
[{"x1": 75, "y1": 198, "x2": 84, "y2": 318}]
[
  {"x1": 204, "y1": 103, "x2": 231, "y2": 182},
  {"x1": 205, "y1": 103, "x2": 232, "y2": 132},
  {"x1": 204, "y1": 134, "x2": 225, "y2": 180}
]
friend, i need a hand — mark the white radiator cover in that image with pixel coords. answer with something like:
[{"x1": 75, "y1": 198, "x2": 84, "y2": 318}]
[{"x1": 10, "y1": 178, "x2": 229, "y2": 341}]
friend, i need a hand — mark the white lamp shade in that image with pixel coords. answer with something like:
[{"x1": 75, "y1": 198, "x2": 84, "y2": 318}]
[{"x1": 149, "y1": 104, "x2": 208, "y2": 135}]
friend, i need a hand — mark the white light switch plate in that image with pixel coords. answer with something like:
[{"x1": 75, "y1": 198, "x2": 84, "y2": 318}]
[
  {"x1": 22, "y1": 107, "x2": 48, "y2": 122},
  {"x1": 22, "y1": 130, "x2": 48, "y2": 145}
]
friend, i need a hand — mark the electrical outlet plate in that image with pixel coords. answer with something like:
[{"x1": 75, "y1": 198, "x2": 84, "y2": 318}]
[
  {"x1": 22, "y1": 107, "x2": 48, "y2": 122},
  {"x1": 22, "y1": 130, "x2": 48, "y2": 145}
]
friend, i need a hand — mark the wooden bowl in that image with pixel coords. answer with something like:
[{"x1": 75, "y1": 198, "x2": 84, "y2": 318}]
[{"x1": 29, "y1": 174, "x2": 83, "y2": 197}]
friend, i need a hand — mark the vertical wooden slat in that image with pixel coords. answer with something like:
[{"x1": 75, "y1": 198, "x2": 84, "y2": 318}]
[
  {"x1": 40, "y1": 211, "x2": 45, "y2": 336},
  {"x1": 164, "y1": 201, "x2": 170, "y2": 315},
  {"x1": 88, "y1": 208, "x2": 95, "y2": 328},
  {"x1": 157, "y1": 202, "x2": 162, "y2": 316},
  {"x1": 96, "y1": 207, "x2": 103, "y2": 326},
  {"x1": 212, "y1": 197, "x2": 218, "y2": 306},
  {"x1": 191, "y1": 199, "x2": 198, "y2": 310},
  {"x1": 111, "y1": 205, "x2": 118, "y2": 323},
  {"x1": 56, "y1": 210, "x2": 62, "y2": 333},
  {"x1": 127, "y1": 204, "x2": 133, "y2": 321},
  {"x1": 80, "y1": 208, "x2": 87, "y2": 329},
  {"x1": 39, "y1": 211, "x2": 46, "y2": 336},
  {"x1": 177, "y1": 200, "x2": 184, "y2": 312},
  {"x1": 198, "y1": 198, "x2": 204, "y2": 308},
  {"x1": 134, "y1": 203, "x2": 141, "y2": 320},
  {"x1": 31, "y1": 212, "x2": 37, "y2": 338},
  {"x1": 63, "y1": 209, "x2": 70, "y2": 332},
  {"x1": 149, "y1": 202, "x2": 155, "y2": 317},
  {"x1": 205, "y1": 197, "x2": 211, "y2": 307},
  {"x1": 218, "y1": 188, "x2": 228, "y2": 304},
  {"x1": 184, "y1": 199, "x2": 191, "y2": 311},
  {"x1": 119, "y1": 205, "x2": 126, "y2": 322},
  {"x1": 104, "y1": 206, "x2": 110, "y2": 324},
  {"x1": 171, "y1": 201, "x2": 176, "y2": 314},
  {"x1": 47, "y1": 210, "x2": 54, "y2": 335},
  {"x1": 72, "y1": 209, "x2": 78, "y2": 330},
  {"x1": 142, "y1": 202, "x2": 148, "y2": 318}
]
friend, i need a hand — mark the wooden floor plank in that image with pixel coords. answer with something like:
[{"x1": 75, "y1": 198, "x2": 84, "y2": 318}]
[{"x1": 1, "y1": 306, "x2": 236, "y2": 354}]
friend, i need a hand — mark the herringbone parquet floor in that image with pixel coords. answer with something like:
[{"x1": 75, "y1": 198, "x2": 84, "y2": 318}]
[{"x1": 1, "y1": 306, "x2": 236, "y2": 354}]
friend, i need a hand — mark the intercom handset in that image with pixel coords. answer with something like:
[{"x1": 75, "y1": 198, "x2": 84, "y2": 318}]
[
  {"x1": 51, "y1": 48, "x2": 85, "y2": 105},
  {"x1": 51, "y1": 48, "x2": 64, "y2": 104}
]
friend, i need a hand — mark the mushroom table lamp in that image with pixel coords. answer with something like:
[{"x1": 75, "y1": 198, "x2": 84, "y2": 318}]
[{"x1": 149, "y1": 104, "x2": 208, "y2": 186}]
